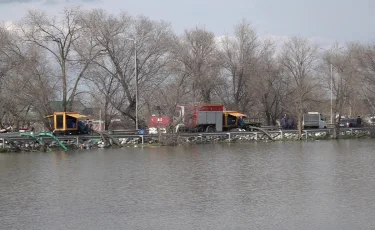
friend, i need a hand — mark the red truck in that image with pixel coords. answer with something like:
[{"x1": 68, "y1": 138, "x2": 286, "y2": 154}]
[
  {"x1": 148, "y1": 103, "x2": 260, "y2": 133},
  {"x1": 174, "y1": 103, "x2": 226, "y2": 132},
  {"x1": 148, "y1": 115, "x2": 170, "y2": 134}
]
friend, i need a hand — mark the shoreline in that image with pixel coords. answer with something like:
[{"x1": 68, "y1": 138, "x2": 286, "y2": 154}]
[{"x1": 0, "y1": 129, "x2": 371, "y2": 153}]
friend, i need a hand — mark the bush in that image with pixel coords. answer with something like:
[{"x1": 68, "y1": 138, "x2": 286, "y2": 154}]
[{"x1": 0, "y1": 148, "x2": 8, "y2": 153}]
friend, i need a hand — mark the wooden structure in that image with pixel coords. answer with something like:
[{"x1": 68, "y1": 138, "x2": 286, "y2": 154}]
[{"x1": 45, "y1": 112, "x2": 88, "y2": 135}]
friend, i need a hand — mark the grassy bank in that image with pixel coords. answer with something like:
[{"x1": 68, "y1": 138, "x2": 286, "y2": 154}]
[{"x1": 0, "y1": 148, "x2": 8, "y2": 153}]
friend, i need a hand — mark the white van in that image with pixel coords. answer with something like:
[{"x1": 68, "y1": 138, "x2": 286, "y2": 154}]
[{"x1": 303, "y1": 112, "x2": 327, "y2": 129}]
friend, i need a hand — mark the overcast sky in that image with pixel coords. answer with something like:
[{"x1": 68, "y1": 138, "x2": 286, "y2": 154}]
[{"x1": 0, "y1": 0, "x2": 374, "y2": 46}]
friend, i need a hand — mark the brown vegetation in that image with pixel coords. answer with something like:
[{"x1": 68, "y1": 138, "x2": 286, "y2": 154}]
[{"x1": 0, "y1": 8, "x2": 374, "y2": 139}]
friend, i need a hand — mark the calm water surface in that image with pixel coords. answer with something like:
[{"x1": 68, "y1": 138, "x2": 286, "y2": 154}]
[{"x1": 1, "y1": 140, "x2": 375, "y2": 230}]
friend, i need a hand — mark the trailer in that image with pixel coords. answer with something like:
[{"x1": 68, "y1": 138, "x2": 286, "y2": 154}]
[{"x1": 44, "y1": 112, "x2": 89, "y2": 135}]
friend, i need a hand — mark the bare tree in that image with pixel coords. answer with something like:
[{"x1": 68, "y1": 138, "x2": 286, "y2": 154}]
[
  {"x1": 83, "y1": 9, "x2": 174, "y2": 127},
  {"x1": 253, "y1": 40, "x2": 287, "y2": 125},
  {"x1": 0, "y1": 26, "x2": 18, "y2": 126},
  {"x1": 281, "y1": 36, "x2": 320, "y2": 138},
  {"x1": 175, "y1": 27, "x2": 222, "y2": 103},
  {"x1": 220, "y1": 20, "x2": 259, "y2": 111},
  {"x1": 19, "y1": 7, "x2": 100, "y2": 112},
  {"x1": 85, "y1": 65, "x2": 120, "y2": 130},
  {"x1": 321, "y1": 44, "x2": 359, "y2": 138},
  {"x1": 0, "y1": 25, "x2": 57, "y2": 130},
  {"x1": 0, "y1": 26, "x2": 20, "y2": 81},
  {"x1": 352, "y1": 42, "x2": 375, "y2": 115},
  {"x1": 12, "y1": 46, "x2": 58, "y2": 130}
]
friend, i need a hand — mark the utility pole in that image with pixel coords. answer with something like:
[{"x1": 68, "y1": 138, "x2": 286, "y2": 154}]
[
  {"x1": 99, "y1": 109, "x2": 102, "y2": 132},
  {"x1": 125, "y1": 38, "x2": 138, "y2": 130},
  {"x1": 321, "y1": 47, "x2": 343, "y2": 125},
  {"x1": 330, "y1": 63, "x2": 333, "y2": 124},
  {"x1": 135, "y1": 40, "x2": 138, "y2": 130}
]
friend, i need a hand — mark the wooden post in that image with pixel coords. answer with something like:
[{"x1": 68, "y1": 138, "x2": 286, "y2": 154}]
[{"x1": 227, "y1": 133, "x2": 231, "y2": 142}]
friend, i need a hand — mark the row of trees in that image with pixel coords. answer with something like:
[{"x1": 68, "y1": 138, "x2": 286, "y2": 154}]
[{"x1": 1, "y1": 7, "x2": 375, "y2": 138}]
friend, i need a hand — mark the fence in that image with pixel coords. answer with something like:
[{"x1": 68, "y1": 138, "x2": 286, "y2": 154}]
[{"x1": 0, "y1": 127, "x2": 369, "y2": 146}]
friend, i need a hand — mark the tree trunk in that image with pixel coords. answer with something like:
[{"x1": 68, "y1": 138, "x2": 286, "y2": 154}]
[
  {"x1": 265, "y1": 111, "x2": 271, "y2": 126},
  {"x1": 334, "y1": 99, "x2": 344, "y2": 139},
  {"x1": 105, "y1": 114, "x2": 111, "y2": 131},
  {"x1": 334, "y1": 121, "x2": 340, "y2": 139},
  {"x1": 104, "y1": 101, "x2": 110, "y2": 131},
  {"x1": 61, "y1": 59, "x2": 67, "y2": 112},
  {"x1": 202, "y1": 88, "x2": 211, "y2": 103},
  {"x1": 297, "y1": 114, "x2": 302, "y2": 139},
  {"x1": 297, "y1": 104, "x2": 303, "y2": 139},
  {"x1": 68, "y1": 64, "x2": 90, "y2": 111}
]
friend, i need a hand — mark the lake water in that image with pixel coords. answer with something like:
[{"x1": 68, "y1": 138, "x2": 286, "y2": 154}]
[{"x1": 1, "y1": 140, "x2": 375, "y2": 230}]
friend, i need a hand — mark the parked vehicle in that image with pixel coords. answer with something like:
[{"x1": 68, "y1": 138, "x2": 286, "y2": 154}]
[
  {"x1": 340, "y1": 118, "x2": 360, "y2": 128},
  {"x1": 148, "y1": 103, "x2": 261, "y2": 133},
  {"x1": 148, "y1": 115, "x2": 170, "y2": 134},
  {"x1": 302, "y1": 112, "x2": 327, "y2": 129},
  {"x1": 174, "y1": 103, "x2": 249, "y2": 132},
  {"x1": 365, "y1": 116, "x2": 375, "y2": 126}
]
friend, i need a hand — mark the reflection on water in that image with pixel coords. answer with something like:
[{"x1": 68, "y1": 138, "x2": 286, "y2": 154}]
[{"x1": 1, "y1": 140, "x2": 375, "y2": 230}]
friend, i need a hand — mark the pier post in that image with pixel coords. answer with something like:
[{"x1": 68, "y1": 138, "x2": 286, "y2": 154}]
[
  {"x1": 140, "y1": 135, "x2": 144, "y2": 145},
  {"x1": 227, "y1": 133, "x2": 231, "y2": 142},
  {"x1": 1, "y1": 138, "x2": 4, "y2": 148},
  {"x1": 280, "y1": 130, "x2": 283, "y2": 140},
  {"x1": 76, "y1": 136, "x2": 79, "y2": 146},
  {"x1": 255, "y1": 132, "x2": 258, "y2": 140}
]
